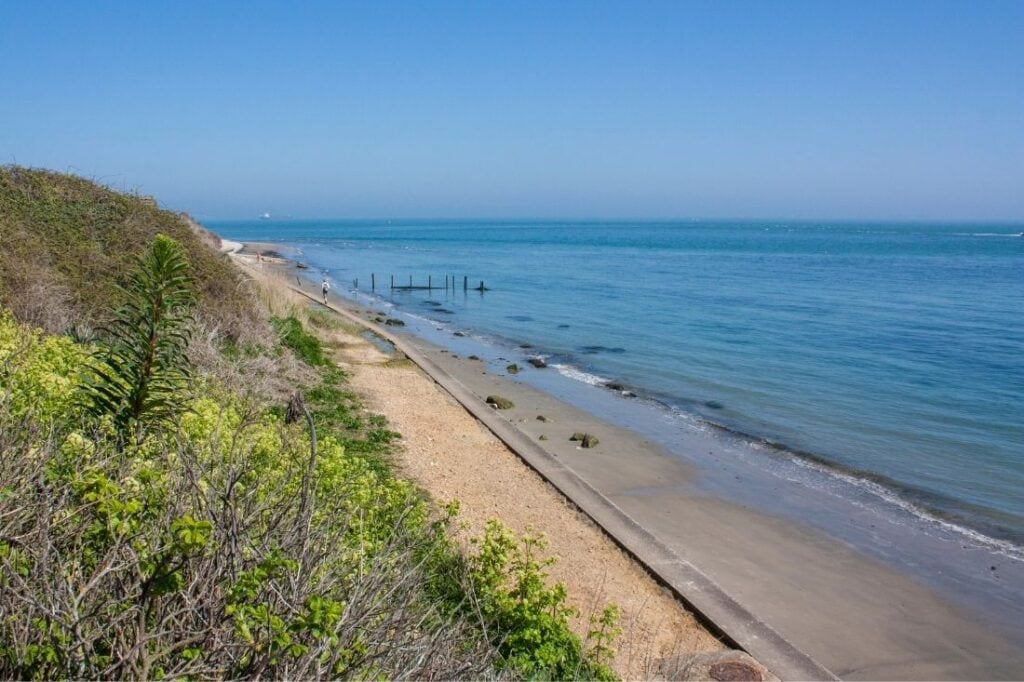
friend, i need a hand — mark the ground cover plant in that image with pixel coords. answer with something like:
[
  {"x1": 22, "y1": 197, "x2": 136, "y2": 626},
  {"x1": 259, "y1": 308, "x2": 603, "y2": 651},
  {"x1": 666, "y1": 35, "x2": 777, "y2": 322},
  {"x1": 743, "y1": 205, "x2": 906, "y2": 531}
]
[{"x1": 0, "y1": 181, "x2": 620, "y2": 680}]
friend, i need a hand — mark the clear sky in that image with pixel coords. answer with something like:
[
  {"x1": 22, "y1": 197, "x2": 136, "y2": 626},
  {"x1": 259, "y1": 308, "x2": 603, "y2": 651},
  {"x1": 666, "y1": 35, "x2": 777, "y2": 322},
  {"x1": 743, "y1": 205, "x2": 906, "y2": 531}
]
[{"x1": 2, "y1": 1, "x2": 1022, "y2": 220}]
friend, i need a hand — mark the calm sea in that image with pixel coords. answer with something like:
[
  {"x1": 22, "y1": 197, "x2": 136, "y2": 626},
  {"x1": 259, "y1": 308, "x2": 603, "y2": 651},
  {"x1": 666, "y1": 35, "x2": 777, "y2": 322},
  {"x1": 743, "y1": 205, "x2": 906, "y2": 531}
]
[{"x1": 212, "y1": 220, "x2": 1024, "y2": 573}]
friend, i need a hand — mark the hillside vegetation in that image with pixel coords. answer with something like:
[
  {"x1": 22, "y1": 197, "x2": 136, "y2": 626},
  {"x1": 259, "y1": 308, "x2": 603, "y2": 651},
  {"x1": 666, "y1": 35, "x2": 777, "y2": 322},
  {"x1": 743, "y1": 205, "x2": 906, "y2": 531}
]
[
  {"x1": 0, "y1": 169, "x2": 619, "y2": 679},
  {"x1": 0, "y1": 166, "x2": 258, "y2": 340}
]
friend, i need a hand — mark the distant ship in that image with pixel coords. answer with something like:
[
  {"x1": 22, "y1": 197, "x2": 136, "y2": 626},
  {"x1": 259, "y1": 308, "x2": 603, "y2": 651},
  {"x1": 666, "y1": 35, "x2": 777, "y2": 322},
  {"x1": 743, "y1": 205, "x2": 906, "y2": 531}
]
[{"x1": 259, "y1": 212, "x2": 271, "y2": 220}]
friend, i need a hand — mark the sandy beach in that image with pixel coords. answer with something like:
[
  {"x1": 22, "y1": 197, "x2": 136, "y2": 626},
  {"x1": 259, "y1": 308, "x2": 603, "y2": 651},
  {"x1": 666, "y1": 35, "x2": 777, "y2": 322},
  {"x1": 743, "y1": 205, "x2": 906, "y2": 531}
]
[{"x1": 235, "y1": 251, "x2": 1024, "y2": 680}]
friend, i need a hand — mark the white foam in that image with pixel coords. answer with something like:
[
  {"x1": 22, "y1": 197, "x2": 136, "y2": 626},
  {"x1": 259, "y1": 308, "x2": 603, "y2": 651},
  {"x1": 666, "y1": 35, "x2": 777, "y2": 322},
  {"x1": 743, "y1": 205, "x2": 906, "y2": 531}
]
[
  {"x1": 787, "y1": 456, "x2": 1024, "y2": 562},
  {"x1": 549, "y1": 363, "x2": 611, "y2": 387},
  {"x1": 402, "y1": 312, "x2": 437, "y2": 324}
]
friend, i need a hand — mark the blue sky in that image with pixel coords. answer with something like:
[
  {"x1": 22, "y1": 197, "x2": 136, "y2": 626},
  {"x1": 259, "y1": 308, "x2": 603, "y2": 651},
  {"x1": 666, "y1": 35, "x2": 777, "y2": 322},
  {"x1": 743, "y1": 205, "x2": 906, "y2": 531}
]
[{"x1": 2, "y1": 1, "x2": 1022, "y2": 220}]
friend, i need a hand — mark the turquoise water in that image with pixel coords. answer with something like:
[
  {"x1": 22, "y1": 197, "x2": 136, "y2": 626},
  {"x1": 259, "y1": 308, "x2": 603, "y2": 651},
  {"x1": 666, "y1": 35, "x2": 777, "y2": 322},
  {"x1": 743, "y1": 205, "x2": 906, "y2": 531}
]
[{"x1": 214, "y1": 220, "x2": 1024, "y2": 548}]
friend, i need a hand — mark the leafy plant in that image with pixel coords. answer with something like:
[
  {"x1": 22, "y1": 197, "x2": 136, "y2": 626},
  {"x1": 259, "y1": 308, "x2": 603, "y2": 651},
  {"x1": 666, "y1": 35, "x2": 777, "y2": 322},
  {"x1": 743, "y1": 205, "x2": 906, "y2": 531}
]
[
  {"x1": 467, "y1": 520, "x2": 618, "y2": 680},
  {"x1": 272, "y1": 314, "x2": 327, "y2": 366},
  {"x1": 81, "y1": 234, "x2": 194, "y2": 443}
]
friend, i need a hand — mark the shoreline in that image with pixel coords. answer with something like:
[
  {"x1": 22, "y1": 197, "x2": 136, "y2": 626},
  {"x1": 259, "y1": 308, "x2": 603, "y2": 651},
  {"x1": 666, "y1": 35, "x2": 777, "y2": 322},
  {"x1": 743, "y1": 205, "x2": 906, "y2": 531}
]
[{"x1": 229, "y1": 245, "x2": 1023, "y2": 680}]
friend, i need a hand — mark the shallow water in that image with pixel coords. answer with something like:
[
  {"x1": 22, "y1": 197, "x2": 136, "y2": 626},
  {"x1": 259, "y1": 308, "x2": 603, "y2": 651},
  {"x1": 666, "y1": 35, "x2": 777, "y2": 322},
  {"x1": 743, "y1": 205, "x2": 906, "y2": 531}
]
[{"x1": 216, "y1": 220, "x2": 1024, "y2": 541}]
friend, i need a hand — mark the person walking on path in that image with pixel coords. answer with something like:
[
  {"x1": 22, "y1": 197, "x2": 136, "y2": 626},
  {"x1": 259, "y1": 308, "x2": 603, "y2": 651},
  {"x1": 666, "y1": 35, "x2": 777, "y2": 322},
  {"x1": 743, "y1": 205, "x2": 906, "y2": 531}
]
[{"x1": 321, "y1": 277, "x2": 330, "y2": 303}]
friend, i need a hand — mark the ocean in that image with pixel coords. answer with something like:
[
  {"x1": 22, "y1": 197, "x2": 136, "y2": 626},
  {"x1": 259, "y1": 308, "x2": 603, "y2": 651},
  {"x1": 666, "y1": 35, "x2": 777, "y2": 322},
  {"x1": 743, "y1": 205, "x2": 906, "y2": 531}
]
[{"x1": 212, "y1": 219, "x2": 1024, "y2": 624}]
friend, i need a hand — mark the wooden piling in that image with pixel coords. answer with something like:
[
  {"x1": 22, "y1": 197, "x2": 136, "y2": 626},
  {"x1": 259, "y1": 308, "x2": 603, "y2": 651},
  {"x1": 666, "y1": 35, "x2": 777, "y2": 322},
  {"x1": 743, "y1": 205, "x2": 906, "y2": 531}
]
[
  {"x1": 371, "y1": 273, "x2": 375, "y2": 291},
  {"x1": 390, "y1": 275, "x2": 394, "y2": 289},
  {"x1": 428, "y1": 275, "x2": 432, "y2": 290},
  {"x1": 463, "y1": 275, "x2": 468, "y2": 292}
]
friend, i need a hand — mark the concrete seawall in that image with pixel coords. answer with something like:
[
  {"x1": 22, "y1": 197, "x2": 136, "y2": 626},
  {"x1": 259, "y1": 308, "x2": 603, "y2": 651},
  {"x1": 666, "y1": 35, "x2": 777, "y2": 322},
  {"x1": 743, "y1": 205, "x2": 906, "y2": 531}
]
[{"x1": 284, "y1": 280, "x2": 837, "y2": 682}]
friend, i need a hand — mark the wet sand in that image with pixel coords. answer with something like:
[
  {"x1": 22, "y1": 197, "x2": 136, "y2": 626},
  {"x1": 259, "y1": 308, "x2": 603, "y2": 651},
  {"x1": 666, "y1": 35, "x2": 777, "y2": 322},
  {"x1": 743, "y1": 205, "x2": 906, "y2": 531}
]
[{"x1": 410, "y1": 338, "x2": 1024, "y2": 680}]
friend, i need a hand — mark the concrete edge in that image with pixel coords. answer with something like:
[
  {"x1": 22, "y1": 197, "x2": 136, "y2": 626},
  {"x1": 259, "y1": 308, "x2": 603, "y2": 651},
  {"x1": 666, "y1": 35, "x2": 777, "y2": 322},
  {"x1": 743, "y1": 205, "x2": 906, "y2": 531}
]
[{"x1": 286, "y1": 281, "x2": 838, "y2": 682}]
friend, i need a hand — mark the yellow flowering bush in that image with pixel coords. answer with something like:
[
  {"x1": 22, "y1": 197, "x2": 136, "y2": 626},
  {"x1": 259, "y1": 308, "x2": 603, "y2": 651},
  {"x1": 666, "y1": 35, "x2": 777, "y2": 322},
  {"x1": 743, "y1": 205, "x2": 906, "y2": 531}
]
[
  {"x1": 1, "y1": 308, "x2": 616, "y2": 680},
  {"x1": 0, "y1": 311, "x2": 86, "y2": 421}
]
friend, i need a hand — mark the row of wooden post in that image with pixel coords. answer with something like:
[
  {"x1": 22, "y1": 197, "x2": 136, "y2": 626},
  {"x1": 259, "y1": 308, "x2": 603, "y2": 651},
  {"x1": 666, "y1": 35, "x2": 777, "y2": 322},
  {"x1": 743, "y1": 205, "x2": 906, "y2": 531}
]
[{"x1": 357, "y1": 274, "x2": 485, "y2": 292}]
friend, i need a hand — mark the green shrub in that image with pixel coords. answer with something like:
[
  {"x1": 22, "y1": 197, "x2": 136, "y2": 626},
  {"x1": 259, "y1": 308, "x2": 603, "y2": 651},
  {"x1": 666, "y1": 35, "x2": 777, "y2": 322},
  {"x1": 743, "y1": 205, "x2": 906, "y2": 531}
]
[
  {"x1": 0, "y1": 311, "x2": 495, "y2": 679},
  {"x1": 467, "y1": 520, "x2": 617, "y2": 680},
  {"x1": 0, "y1": 303, "x2": 621, "y2": 680},
  {"x1": 272, "y1": 314, "x2": 327, "y2": 366}
]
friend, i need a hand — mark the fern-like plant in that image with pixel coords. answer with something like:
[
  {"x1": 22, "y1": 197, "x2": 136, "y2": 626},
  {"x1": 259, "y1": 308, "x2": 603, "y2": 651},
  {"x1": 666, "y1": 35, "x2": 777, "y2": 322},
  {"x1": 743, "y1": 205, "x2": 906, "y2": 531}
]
[{"x1": 82, "y1": 234, "x2": 194, "y2": 443}]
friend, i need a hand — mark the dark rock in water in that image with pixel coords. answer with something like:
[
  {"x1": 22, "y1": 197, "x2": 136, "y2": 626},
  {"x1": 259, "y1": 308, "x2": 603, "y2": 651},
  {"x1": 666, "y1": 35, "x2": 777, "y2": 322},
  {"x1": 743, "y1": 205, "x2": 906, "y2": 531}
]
[
  {"x1": 295, "y1": 262, "x2": 309, "y2": 269},
  {"x1": 704, "y1": 400, "x2": 725, "y2": 410},
  {"x1": 557, "y1": 324, "x2": 570, "y2": 329},
  {"x1": 578, "y1": 345, "x2": 625, "y2": 355},
  {"x1": 536, "y1": 415, "x2": 548, "y2": 422},
  {"x1": 519, "y1": 343, "x2": 534, "y2": 349},
  {"x1": 451, "y1": 354, "x2": 459, "y2": 358},
  {"x1": 384, "y1": 318, "x2": 405, "y2": 326},
  {"x1": 468, "y1": 355, "x2": 481, "y2": 361},
  {"x1": 603, "y1": 381, "x2": 637, "y2": 397},
  {"x1": 506, "y1": 363, "x2": 519, "y2": 374},
  {"x1": 486, "y1": 395, "x2": 514, "y2": 410},
  {"x1": 375, "y1": 317, "x2": 386, "y2": 323},
  {"x1": 453, "y1": 331, "x2": 466, "y2": 337},
  {"x1": 422, "y1": 301, "x2": 442, "y2": 306},
  {"x1": 436, "y1": 308, "x2": 455, "y2": 314},
  {"x1": 527, "y1": 357, "x2": 547, "y2": 368},
  {"x1": 506, "y1": 315, "x2": 534, "y2": 322}
]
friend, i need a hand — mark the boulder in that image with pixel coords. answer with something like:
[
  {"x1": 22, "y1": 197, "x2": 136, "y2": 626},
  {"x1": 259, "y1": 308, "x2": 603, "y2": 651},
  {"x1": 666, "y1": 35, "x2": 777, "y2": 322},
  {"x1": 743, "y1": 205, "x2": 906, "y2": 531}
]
[
  {"x1": 655, "y1": 651, "x2": 777, "y2": 682},
  {"x1": 527, "y1": 357, "x2": 547, "y2": 368},
  {"x1": 486, "y1": 395, "x2": 514, "y2": 410},
  {"x1": 384, "y1": 318, "x2": 405, "y2": 326},
  {"x1": 536, "y1": 415, "x2": 548, "y2": 422},
  {"x1": 569, "y1": 432, "x2": 599, "y2": 448},
  {"x1": 506, "y1": 363, "x2": 519, "y2": 374}
]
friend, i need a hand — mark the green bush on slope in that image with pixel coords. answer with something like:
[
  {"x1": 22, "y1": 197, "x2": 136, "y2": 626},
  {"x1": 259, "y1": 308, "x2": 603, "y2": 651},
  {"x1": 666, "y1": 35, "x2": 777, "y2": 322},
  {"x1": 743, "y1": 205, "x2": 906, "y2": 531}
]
[
  {"x1": 0, "y1": 306, "x2": 493, "y2": 679},
  {"x1": 0, "y1": 222, "x2": 619, "y2": 679}
]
